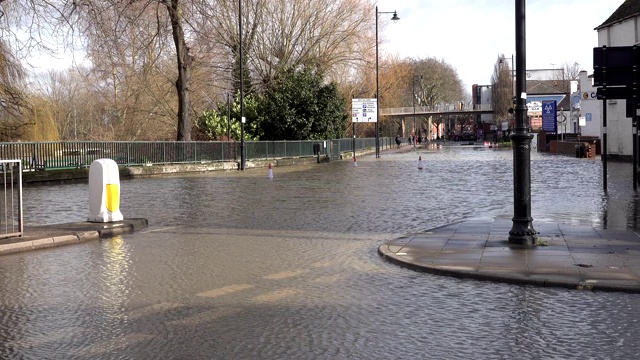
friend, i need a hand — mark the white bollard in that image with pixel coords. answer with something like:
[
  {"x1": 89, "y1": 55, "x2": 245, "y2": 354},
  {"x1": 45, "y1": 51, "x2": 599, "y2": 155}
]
[{"x1": 88, "y1": 158, "x2": 123, "y2": 223}]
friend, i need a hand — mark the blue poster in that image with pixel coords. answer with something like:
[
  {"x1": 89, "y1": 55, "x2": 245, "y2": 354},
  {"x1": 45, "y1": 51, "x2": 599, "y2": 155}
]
[{"x1": 542, "y1": 100, "x2": 557, "y2": 132}]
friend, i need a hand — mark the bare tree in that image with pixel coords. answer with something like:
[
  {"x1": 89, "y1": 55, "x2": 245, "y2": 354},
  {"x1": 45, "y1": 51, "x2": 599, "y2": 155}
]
[
  {"x1": 0, "y1": 38, "x2": 33, "y2": 139},
  {"x1": 412, "y1": 57, "x2": 465, "y2": 107},
  {"x1": 491, "y1": 54, "x2": 513, "y2": 124},
  {"x1": 3, "y1": 0, "x2": 379, "y2": 141},
  {"x1": 552, "y1": 61, "x2": 583, "y2": 92},
  {"x1": 4, "y1": 0, "x2": 194, "y2": 140},
  {"x1": 192, "y1": 0, "x2": 375, "y2": 91}
]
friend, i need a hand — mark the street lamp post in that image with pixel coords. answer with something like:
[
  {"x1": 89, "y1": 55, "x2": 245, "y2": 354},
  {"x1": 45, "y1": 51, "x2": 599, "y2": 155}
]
[
  {"x1": 508, "y1": 0, "x2": 536, "y2": 245},
  {"x1": 227, "y1": 92, "x2": 231, "y2": 140},
  {"x1": 375, "y1": 6, "x2": 399, "y2": 158},
  {"x1": 239, "y1": 0, "x2": 245, "y2": 170},
  {"x1": 412, "y1": 75, "x2": 422, "y2": 148}
]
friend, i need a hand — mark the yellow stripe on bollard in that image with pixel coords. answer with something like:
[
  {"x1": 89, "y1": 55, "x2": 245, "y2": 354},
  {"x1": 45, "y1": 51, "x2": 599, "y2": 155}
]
[{"x1": 105, "y1": 183, "x2": 120, "y2": 213}]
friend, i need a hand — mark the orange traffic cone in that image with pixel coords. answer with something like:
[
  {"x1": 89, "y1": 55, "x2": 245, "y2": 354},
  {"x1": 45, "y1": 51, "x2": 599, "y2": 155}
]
[
  {"x1": 418, "y1": 156, "x2": 424, "y2": 170},
  {"x1": 353, "y1": 156, "x2": 358, "y2": 167},
  {"x1": 267, "y1": 163, "x2": 273, "y2": 179}
]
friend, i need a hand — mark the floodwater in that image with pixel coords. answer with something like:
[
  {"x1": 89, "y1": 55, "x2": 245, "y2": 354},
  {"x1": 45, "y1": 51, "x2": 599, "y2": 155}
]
[{"x1": 2, "y1": 145, "x2": 640, "y2": 359}]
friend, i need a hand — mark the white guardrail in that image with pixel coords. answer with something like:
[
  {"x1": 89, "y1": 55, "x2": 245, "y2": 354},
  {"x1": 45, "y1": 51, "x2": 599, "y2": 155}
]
[{"x1": 0, "y1": 160, "x2": 23, "y2": 239}]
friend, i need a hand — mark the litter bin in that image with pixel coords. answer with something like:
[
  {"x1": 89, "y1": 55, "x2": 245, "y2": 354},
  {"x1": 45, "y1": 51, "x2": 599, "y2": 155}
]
[{"x1": 313, "y1": 143, "x2": 321, "y2": 155}]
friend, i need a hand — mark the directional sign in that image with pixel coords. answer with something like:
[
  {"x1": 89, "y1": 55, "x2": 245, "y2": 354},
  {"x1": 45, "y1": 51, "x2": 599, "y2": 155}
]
[
  {"x1": 351, "y1": 98, "x2": 377, "y2": 123},
  {"x1": 593, "y1": 46, "x2": 640, "y2": 87},
  {"x1": 597, "y1": 87, "x2": 639, "y2": 100},
  {"x1": 541, "y1": 100, "x2": 557, "y2": 132}
]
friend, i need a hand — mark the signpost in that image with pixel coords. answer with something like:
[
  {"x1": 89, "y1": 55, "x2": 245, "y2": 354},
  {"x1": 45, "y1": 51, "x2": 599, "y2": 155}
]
[
  {"x1": 351, "y1": 98, "x2": 377, "y2": 123},
  {"x1": 593, "y1": 45, "x2": 640, "y2": 190},
  {"x1": 541, "y1": 100, "x2": 557, "y2": 133}
]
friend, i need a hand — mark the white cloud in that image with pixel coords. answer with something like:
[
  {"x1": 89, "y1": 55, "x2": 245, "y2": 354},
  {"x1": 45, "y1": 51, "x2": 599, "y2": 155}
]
[{"x1": 376, "y1": 0, "x2": 622, "y2": 90}]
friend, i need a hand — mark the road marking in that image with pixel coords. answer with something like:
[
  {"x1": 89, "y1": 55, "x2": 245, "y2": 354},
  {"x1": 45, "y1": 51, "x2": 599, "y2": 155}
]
[
  {"x1": 74, "y1": 333, "x2": 155, "y2": 357},
  {"x1": 168, "y1": 307, "x2": 241, "y2": 326},
  {"x1": 263, "y1": 269, "x2": 307, "y2": 280},
  {"x1": 126, "y1": 302, "x2": 183, "y2": 320},
  {"x1": 6, "y1": 327, "x2": 86, "y2": 348},
  {"x1": 310, "y1": 260, "x2": 335, "y2": 268},
  {"x1": 314, "y1": 273, "x2": 344, "y2": 284},
  {"x1": 252, "y1": 288, "x2": 300, "y2": 302},
  {"x1": 196, "y1": 284, "x2": 254, "y2": 298}
]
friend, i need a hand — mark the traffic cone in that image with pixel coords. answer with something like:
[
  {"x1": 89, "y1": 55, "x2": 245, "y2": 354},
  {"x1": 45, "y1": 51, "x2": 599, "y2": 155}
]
[
  {"x1": 353, "y1": 156, "x2": 358, "y2": 167},
  {"x1": 267, "y1": 163, "x2": 273, "y2": 179},
  {"x1": 418, "y1": 156, "x2": 424, "y2": 170}
]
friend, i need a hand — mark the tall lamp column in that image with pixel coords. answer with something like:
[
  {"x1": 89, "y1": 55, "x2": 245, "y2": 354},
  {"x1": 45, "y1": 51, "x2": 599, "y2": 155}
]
[
  {"x1": 412, "y1": 75, "x2": 422, "y2": 148},
  {"x1": 508, "y1": 0, "x2": 536, "y2": 245},
  {"x1": 239, "y1": 0, "x2": 246, "y2": 170},
  {"x1": 375, "y1": 6, "x2": 399, "y2": 158}
]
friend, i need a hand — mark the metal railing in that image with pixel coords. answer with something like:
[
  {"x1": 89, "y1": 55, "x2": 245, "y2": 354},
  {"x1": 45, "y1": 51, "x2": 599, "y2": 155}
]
[
  {"x1": 0, "y1": 138, "x2": 394, "y2": 171},
  {"x1": 0, "y1": 160, "x2": 23, "y2": 238},
  {"x1": 381, "y1": 104, "x2": 493, "y2": 116}
]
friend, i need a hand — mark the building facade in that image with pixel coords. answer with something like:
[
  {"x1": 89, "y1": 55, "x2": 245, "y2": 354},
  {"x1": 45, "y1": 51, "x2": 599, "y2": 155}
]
[
  {"x1": 595, "y1": 0, "x2": 640, "y2": 158},
  {"x1": 577, "y1": 71, "x2": 600, "y2": 137}
]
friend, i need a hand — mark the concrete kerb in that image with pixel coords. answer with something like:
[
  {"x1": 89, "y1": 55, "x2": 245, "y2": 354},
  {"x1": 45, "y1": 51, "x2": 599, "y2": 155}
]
[
  {"x1": 378, "y1": 245, "x2": 552, "y2": 287},
  {"x1": 378, "y1": 245, "x2": 606, "y2": 291},
  {"x1": 0, "y1": 219, "x2": 147, "y2": 256}
]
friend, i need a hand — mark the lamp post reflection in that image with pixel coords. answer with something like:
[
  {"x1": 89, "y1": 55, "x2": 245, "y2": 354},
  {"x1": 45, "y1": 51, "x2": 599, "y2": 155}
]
[{"x1": 375, "y1": 6, "x2": 399, "y2": 158}]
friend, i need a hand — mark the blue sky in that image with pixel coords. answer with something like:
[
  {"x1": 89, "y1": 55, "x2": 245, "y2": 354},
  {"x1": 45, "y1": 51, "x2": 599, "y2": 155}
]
[{"x1": 376, "y1": 0, "x2": 623, "y2": 89}]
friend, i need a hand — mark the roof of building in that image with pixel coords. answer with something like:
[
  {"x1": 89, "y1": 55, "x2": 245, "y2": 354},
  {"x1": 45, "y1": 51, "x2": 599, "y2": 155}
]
[
  {"x1": 526, "y1": 80, "x2": 570, "y2": 95},
  {"x1": 526, "y1": 95, "x2": 570, "y2": 110},
  {"x1": 595, "y1": 0, "x2": 640, "y2": 30}
]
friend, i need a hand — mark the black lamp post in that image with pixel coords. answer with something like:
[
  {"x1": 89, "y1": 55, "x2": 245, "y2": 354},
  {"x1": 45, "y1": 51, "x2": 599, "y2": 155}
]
[
  {"x1": 508, "y1": 0, "x2": 536, "y2": 245},
  {"x1": 239, "y1": 0, "x2": 246, "y2": 170},
  {"x1": 227, "y1": 92, "x2": 231, "y2": 140},
  {"x1": 412, "y1": 75, "x2": 422, "y2": 148},
  {"x1": 375, "y1": 6, "x2": 400, "y2": 158}
]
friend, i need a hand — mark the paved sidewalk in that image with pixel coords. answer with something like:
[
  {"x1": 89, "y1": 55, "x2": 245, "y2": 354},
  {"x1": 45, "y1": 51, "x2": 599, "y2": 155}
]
[
  {"x1": 0, "y1": 218, "x2": 148, "y2": 255},
  {"x1": 378, "y1": 217, "x2": 640, "y2": 293}
]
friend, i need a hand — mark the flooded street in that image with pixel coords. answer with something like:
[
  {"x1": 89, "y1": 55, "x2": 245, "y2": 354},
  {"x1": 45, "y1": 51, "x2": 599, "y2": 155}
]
[{"x1": 2, "y1": 145, "x2": 640, "y2": 359}]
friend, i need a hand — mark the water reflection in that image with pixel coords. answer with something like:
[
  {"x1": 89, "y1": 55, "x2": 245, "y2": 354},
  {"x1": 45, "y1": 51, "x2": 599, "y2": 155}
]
[{"x1": 98, "y1": 236, "x2": 131, "y2": 326}]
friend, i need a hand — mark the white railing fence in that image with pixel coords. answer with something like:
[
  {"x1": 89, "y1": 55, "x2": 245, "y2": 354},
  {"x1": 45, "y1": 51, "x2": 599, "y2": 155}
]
[{"x1": 0, "y1": 160, "x2": 23, "y2": 239}]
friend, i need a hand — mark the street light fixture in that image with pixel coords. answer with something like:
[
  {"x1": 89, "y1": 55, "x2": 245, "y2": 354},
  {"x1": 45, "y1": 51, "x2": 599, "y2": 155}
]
[{"x1": 375, "y1": 6, "x2": 400, "y2": 158}]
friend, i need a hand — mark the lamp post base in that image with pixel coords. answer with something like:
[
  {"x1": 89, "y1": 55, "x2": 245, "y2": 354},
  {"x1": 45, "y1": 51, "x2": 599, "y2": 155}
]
[{"x1": 508, "y1": 217, "x2": 537, "y2": 245}]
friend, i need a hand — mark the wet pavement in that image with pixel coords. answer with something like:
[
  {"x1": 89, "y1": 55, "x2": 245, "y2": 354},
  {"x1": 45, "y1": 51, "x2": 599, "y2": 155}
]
[{"x1": 379, "y1": 217, "x2": 640, "y2": 293}]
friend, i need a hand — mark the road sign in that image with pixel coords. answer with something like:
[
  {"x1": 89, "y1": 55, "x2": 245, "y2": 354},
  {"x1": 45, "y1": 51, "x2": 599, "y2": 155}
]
[
  {"x1": 596, "y1": 87, "x2": 639, "y2": 100},
  {"x1": 593, "y1": 46, "x2": 640, "y2": 87},
  {"x1": 351, "y1": 98, "x2": 377, "y2": 123},
  {"x1": 541, "y1": 100, "x2": 557, "y2": 132},
  {"x1": 626, "y1": 98, "x2": 640, "y2": 118}
]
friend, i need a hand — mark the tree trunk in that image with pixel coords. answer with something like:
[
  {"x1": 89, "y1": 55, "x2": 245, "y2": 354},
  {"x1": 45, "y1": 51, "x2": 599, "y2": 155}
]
[{"x1": 165, "y1": 0, "x2": 193, "y2": 141}]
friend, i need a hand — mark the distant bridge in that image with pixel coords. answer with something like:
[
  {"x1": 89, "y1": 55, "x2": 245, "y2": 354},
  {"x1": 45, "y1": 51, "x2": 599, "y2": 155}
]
[{"x1": 380, "y1": 104, "x2": 493, "y2": 117}]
